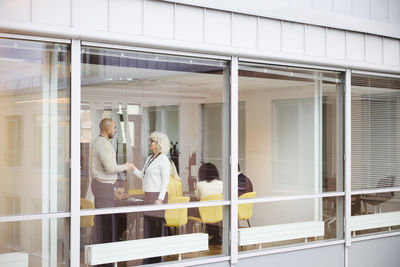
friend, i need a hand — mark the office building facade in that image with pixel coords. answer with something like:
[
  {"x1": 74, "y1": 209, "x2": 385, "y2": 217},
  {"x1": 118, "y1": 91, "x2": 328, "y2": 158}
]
[{"x1": 0, "y1": 0, "x2": 399, "y2": 266}]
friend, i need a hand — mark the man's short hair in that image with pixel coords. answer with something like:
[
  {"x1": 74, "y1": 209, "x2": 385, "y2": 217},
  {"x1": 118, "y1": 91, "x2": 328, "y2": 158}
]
[{"x1": 99, "y1": 118, "x2": 114, "y2": 131}]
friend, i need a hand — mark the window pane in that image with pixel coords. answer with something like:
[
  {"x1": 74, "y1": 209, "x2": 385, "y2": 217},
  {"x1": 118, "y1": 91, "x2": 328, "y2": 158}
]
[
  {"x1": 351, "y1": 192, "x2": 400, "y2": 237},
  {"x1": 351, "y1": 75, "x2": 400, "y2": 190},
  {"x1": 239, "y1": 197, "x2": 343, "y2": 252},
  {"x1": 238, "y1": 64, "x2": 343, "y2": 197},
  {"x1": 80, "y1": 205, "x2": 229, "y2": 266},
  {"x1": 80, "y1": 47, "x2": 229, "y2": 264},
  {"x1": 0, "y1": 218, "x2": 69, "y2": 267},
  {"x1": 80, "y1": 47, "x2": 228, "y2": 205},
  {"x1": 0, "y1": 38, "x2": 70, "y2": 215}
]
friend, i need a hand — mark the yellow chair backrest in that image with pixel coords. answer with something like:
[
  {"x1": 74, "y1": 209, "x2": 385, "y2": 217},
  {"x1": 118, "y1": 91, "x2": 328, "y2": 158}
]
[
  {"x1": 168, "y1": 160, "x2": 183, "y2": 201},
  {"x1": 80, "y1": 198, "x2": 95, "y2": 227},
  {"x1": 128, "y1": 189, "x2": 145, "y2": 196},
  {"x1": 165, "y1": 196, "x2": 190, "y2": 227},
  {"x1": 199, "y1": 193, "x2": 223, "y2": 224},
  {"x1": 238, "y1": 192, "x2": 256, "y2": 220}
]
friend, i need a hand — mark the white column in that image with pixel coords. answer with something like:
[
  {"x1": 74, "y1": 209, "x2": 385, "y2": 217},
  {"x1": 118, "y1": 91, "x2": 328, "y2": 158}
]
[
  {"x1": 70, "y1": 39, "x2": 82, "y2": 267},
  {"x1": 230, "y1": 56, "x2": 239, "y2": 265},
  {"x1": 345, "y1": 69, "x2": 352, "y2": 248}
]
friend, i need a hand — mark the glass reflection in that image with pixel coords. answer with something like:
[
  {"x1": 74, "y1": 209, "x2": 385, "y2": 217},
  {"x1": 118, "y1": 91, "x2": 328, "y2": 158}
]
[
  {"x1": 238, "y1": 64, "x2": 343, "y2": 197},
  {"x1": 80, "y1": 47, "x2": 229, "y2": 265},
  {"x1": 80, "y1": 48, "x2": 228, "y2": 205},
  {"x1": 80, "y1": 206, "x2": 228, "y2": 266},
  {"x1": 351, "y1": 192, "x2": 400, "y2": 237},
  {"x1": 0, "y1": 218, "x2": 69, "y2": 267},
  {"x1": 0, "y1": 38, "x2": 70, "y2": 215},
  {"x1": 238, "y1": 197, "x2": 342, "y2": 252}
]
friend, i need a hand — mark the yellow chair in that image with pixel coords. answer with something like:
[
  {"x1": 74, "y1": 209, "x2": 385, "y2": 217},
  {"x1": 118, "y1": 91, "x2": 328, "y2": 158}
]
[
  {"x1": 128, "y1": 189, "x2": 145, "y2": 196},
  {"x1": 188, "y1": 193, "x2": 223, "y2": 233},
  {"x1": 238, "y1": 192, "x2": 256, "y2": 227},
  {"x1": 164, "y1": 196, "x2": 190, "y2": 234},
  {"x1": 80, "y1": 198, "x2": 95, "y2": 244},
  {"x1": 168, "y1": 159, "x2": 183, "y2": 200}
]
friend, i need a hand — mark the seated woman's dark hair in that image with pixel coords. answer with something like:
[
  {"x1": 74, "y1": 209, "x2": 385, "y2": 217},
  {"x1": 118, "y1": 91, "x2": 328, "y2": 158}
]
[{"x1": 198, "y1": 163, "x2": 220, "y2": 182}]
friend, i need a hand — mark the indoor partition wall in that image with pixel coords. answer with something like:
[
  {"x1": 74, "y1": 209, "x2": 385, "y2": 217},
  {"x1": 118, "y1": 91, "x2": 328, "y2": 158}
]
[
  {"x1": 0, "y1": 38, "x2": 71, "y2": 266},
  {"x1": 79, "y1": 46, "x2": 230, "y2": 265},
  {"x1": 237, "y1": 63, "x2": 344, "y2": 252}
]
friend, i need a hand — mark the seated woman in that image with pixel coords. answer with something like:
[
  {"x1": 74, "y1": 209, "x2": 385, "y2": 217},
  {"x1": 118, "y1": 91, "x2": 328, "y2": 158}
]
[
  {"x1": 195, "y1": 163, "x2": 223, "y2": 200},
  {"x1": 188, "y1": 163, "x2": 223, "y2": 244}
]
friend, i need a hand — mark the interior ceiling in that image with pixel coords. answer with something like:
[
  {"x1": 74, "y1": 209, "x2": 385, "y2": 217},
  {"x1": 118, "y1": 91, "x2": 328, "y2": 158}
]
[
  {"x1": 1, "y1": 61, "x2": 336, "y2": 101},
  {"x1": 81, "y1": 64, "x2": 314, "y2": 103}
]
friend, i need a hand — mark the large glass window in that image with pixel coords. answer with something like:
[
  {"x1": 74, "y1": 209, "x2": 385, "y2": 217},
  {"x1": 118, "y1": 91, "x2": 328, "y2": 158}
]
[
  {"x1": 0, "y1": 37, "x2": 70, "y2": 267},
  {"x1": 351, "y1": 74, "x2": 400, "y2": 237},
  {"x1": 0, "y1": 38, "x2": 70, "y2": 214},
  {"x1": 237, "y1": 63, "x2": 343, "y2": 252},
  {"x1": 80, "y1": 47, "x2": 229, "y2": 265}
]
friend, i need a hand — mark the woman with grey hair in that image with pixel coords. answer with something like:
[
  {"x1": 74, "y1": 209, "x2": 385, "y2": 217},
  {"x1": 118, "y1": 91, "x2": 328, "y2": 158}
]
[{"x1": 132, "y1": 131, "x2": 170, "y2": 264}]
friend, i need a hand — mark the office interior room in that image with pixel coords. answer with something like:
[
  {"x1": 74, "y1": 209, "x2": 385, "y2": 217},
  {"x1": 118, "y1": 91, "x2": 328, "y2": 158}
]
[
  {"x1": 79, "y1": 47, "x2": 229, "y2": 199},
  {"x1": 78, "y1": 47, "x2": 231, "y2": 265},
  {"x1": 235, "y1": 64, "x2": 344, "y2": 249}
]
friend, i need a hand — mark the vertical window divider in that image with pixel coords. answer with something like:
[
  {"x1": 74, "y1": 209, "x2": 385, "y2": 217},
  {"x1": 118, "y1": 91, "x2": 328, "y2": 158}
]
[
  {"x1": 70, "y1": 39, "x2": 81, "y2": 267},
  {"x1": 344, "y1": 68, "x2": 352, "y2": 249},
  {"x1": 230, "y1": 56, "x2": 239, "y2": 264}
]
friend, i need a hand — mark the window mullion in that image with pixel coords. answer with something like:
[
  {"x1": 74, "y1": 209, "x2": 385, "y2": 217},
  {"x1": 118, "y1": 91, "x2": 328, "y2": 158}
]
[{"x1": 70, "y1": 39, "x2": 81, "y2": 267}]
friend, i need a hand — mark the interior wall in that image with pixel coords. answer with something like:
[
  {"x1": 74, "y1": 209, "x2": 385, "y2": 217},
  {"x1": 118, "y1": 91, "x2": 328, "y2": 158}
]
[
  {"x1": 242, "y1": 85, "x2": 318, "y2": 226},
  {"x1": 179, "y1": 103, "x2": 202, "y2": 191}
]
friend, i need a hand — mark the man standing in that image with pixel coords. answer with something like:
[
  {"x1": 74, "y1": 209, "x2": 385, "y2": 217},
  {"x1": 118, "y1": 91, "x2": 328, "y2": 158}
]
[{"x1": 89, "y1": 118, "x2": 133, "y2": 266}]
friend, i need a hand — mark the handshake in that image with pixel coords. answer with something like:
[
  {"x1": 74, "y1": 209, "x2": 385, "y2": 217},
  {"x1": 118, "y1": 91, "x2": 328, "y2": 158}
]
[{"x1": 125, "y1": 162, "x2": 136, "y2": 172}]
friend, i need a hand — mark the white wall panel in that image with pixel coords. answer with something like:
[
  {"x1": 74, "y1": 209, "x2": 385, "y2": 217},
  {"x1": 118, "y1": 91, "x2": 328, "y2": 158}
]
[
  {"x1": 143, "y1": 0, "x2": 174, "y2": 39},
  {"x1": 388, "y1": 0, "x2": 400, "y2": 24},
  {"x1": 333, "y1": 0, "x2": 352, "y2": 15},
  {"x1": 72, "y1": 0, "x2": 108, "y2": 31},
  {"x1": 232, "y1": 14, "x2": 257, "y2": 49},
  {"x1": 1, "y1": 0, "x2": 399, "y2": 75},
  {"x1": 365, "y1": 35, "x2": 383, "y2": 64},
  {"x1": 32, "y1": 0, "x2": 71, "y2": 26},
  {"x1": 371, "y1": 0, "x2": 388, "y2": 22},
  {"x1": 162, "y1": 0, "x2": 400, "y2": 40},
  {"x1": 326, "y1": 28, "x2": 346, "y2": 59},
  {"x1": 175, "y1": 5, "x2": 203, "y2": 42},
  {"x1": 290, "y1": 0, "x2": 312, "y2": 9},
  {"x1": 313, "y1": 0, "x2": 333, "y2": 12},
  {"x1": 352, "y1": 0, "x2": 370, "y2": 19},
  {"x1": 266, "y1": 0, "x2": 291, "y2": 8},
  {"x1": 109, "y1": 0, "x2": 142, "y2": 35},
  {"x1": 282, "y1": 22, "x2": 304, "y2": 54},
  {"x1": 305, "y1": 25, "x2": 325, "y2": 57},
  {"x1": 0, "y1": 0, "x2": 31, "y2": 22},
  {"x1": 258, "y1": 18, "x2": 281, "y2": 52},
  {"x1": 204, "y1": 9, "x2": 231, "y2": 46},
  {"x1": 347, "y1": 32, "x2": 365, "y2": 61},
  {"x1": 383, "y1": 38, "x2": 400, "y2": 66}
]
